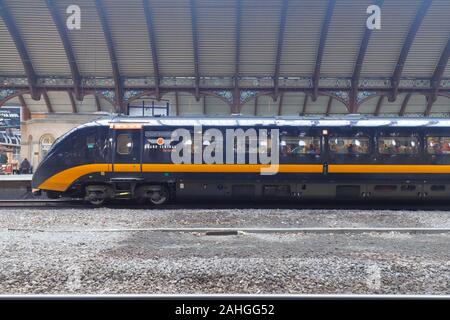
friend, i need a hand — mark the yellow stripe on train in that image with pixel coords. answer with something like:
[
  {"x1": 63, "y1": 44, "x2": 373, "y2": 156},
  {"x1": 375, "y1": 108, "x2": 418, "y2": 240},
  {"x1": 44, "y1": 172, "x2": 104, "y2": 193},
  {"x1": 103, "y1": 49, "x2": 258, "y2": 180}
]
[{"x1": 37, "y1": 163, "x2": 450, "y2": 192}]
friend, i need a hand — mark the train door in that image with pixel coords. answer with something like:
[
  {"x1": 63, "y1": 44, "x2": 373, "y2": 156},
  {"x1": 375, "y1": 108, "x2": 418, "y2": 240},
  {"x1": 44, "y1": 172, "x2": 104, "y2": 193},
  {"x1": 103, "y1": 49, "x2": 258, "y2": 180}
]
[{"x1": 112, "y1": 129, "x2": 142, "y2": 172}]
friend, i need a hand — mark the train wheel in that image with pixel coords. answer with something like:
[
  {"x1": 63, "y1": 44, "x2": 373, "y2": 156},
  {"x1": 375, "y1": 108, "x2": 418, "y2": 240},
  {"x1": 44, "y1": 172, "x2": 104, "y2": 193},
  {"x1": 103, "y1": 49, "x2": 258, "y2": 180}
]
[
  {"x1": 149, "y1": 186, "x2": 170, "y2": 205},
  {"x1": 89, "y1": 197, "x2": 105, "y2": 206}
]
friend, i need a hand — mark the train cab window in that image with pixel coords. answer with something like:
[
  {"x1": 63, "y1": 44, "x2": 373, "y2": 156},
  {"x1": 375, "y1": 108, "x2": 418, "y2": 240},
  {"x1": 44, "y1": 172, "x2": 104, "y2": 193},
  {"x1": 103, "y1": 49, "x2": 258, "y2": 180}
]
[
  {"x1": 116, "y1": 133, "x2": 133, "y2": 155},
  {"x1": 280, "y1": 136, "x2": 320, "y2": 156},
  {"x1": 378, "y1": 137, "x2": 419, "y2": 155},
  {"x1": 426, "y1": 137, "x2": 450, "y2": 154},
  {"x1": 329, "y1": 137, "x2": 369, "y2": 154}
]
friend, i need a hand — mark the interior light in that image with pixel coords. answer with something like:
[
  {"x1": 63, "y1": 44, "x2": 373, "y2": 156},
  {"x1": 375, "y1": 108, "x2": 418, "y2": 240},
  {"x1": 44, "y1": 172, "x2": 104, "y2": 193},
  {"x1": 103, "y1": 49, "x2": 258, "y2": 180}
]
[
  {"x1": 299, "y1": 140, "x2": 306, "y2": 146},
  {"x1": 280, "y1": 140, "x2": 287, "y2": 146}
]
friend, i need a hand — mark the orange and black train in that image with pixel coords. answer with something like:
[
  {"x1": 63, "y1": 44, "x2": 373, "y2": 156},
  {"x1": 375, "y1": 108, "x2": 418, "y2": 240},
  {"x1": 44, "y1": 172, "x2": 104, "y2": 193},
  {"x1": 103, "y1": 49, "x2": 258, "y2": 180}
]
[{"x1": 32, "y1": 116, "x2": 450, "y2": 205}]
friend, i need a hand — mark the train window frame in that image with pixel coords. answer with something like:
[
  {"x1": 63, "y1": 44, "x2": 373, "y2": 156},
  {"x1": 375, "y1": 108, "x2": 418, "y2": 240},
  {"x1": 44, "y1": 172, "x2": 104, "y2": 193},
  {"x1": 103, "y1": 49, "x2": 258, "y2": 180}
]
[
  {"x1": 426, "y1": 136, "x2": 450, "y2": 155},
  {"x1": 280, "y1": 134, "x2": 321, "y2": 157},
  {"x1": 116, "y1": 133, "x2": 133, "y2": 155},
  {"x1": 328, "y1": 136, "x2": 370, "y2": 155},
  {"x1": 377, "y1": 135, "x2": 420, "y2": 155}
]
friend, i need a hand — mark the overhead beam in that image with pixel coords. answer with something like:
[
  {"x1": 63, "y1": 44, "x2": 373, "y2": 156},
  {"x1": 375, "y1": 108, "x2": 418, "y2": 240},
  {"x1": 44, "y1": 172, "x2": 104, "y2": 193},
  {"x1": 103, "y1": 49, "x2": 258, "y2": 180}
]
[
  {"x1": 350, "y1": 0, "x2": 384, "y2": 113},
  {"x1": 94, "y1": 94, "x2": 102, "y2": 112},
  {"x1": 42, "y1": 90, "x2": 53, "y2": 113},
  {"x1": 67, "y1": 90, "x2": 77, "y2": 113},
  {"x1": 390, "y1": 0, "x2": 432, "y2": 102},
  {"x1": 300, "y1": 94, "x2": 308, "y2": 116},
  {"x1": 325, "y1": 96, "x2": 333, "y2": 116},
  {"x1": 18, "y1": 94, "x2": 30, "y2": 121},
  {"x1": 233, "y1": 0, "x2": 242, "y2": 114},
  {"x1": 277, "y1": 92, "x2": 284, "y2": 116},
  {"x1": 143, "y1": 0, "x2": 161, "y2": 100},
  {"x1": 312, "y1": 0, "x2": 336, "y2": 101},
  {"x1": 273, "y1": 0, "x2": 289, "y2": 99},
  {"x1": 399, "y1": 93, "x2": 412, "y2": 116},
  {"x1": 95, "y1": 0, "x2": 124, "y2": 113},
  {"x1": 374, "y1": 95, "x2": 384, "y2": 116},
  {"x1": 0, "y1": 0, "x2": 39, "y2": 100},
  {"x1": 190, "y1": 0, "x2": 200, "y2": 100},
  {"x1": 45, "y1": 0, "x2": 82, "y2": 101}
]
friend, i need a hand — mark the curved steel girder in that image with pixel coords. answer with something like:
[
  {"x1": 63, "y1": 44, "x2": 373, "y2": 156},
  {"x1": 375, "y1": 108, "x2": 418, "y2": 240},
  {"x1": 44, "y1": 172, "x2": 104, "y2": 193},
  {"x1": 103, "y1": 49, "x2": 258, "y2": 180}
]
[
  {"x1": 45, "y1": 0, "x2": 82, "y2": 101},
  {"x1": 18, "y1": 94, "x2": 31, "y2": 120},
  {"x1": 374, "y1": 95, "x2": 385, "y2": 116},
  {"x1": 233, "y1": 0, "x2": 242, "y2": 114},
  {"x1": 350, "y1": 0, "x2": 385, "y2": 113},
  {"x1": 95, "y1": 0, "x2": 123, "y2": 113},
  {"x1": 273, "y1": 0, "x2": 289, "y2": 98},
  {"x1": 399, "y1": 93, "x2": 412, "y2": 116},
  {"x1": 431, "y1": 37, "x2": 450, "y2": 97},
  {"x1": 190, "y1": 0, "x2": 200, "y2": 100},
  {"x1": 312, "y1": 0, "x2": 336, "y2": 101},
  {"x1": 143, "y1": 0, "x2": 161, "y2": 100},
  {"x1": 390, "y1": 0, "x2": 432, "y2": 102},
  {"x1": 42, "y1": 90, "x2": 53, "y2": 113},
  {"x1": 0, "y1": 0, "x2": 39, "y2": 100},
  {"x1": 67, "y1": 90, "x2": 77, "y2": 113}
]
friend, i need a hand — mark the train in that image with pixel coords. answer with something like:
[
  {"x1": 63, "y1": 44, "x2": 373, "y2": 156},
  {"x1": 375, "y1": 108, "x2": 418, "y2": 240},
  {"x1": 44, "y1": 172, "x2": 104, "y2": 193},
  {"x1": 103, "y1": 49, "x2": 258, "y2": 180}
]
[{"x1": 31, "y1": 115, "x2": 450, "y2": 205}]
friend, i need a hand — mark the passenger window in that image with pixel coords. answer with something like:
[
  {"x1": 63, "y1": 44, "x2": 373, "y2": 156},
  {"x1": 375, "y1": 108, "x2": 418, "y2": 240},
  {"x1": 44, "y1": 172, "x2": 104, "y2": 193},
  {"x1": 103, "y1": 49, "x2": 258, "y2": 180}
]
[
  {"x1": 378, "y1": 137, "x2": 419, "y2": 155},
  {"x1": 427, "y1": 137, "x2": 450, "y2": 154},
  {"x1": 329, "y1": 137, "x2": 369, "y2": 154},
  {"x1": 280, "y1": 136, "x2": 320, "y2": 156},
  {"x1": 116, "y1": 133, "x2": 132, "y2": 155}
]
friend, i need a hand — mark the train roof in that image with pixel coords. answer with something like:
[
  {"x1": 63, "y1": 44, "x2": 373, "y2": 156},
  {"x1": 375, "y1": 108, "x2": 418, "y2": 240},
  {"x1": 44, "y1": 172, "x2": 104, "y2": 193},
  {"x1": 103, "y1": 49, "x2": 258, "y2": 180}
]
[{"x1": 93, "y1": 116, "x2": 450, "y2": 128}]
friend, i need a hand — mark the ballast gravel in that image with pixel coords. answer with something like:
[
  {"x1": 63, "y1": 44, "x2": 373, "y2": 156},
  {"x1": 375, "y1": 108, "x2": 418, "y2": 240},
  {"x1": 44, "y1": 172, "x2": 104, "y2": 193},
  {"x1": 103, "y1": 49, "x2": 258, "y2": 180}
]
[{"x1": 0, "y1": 208, "x2": 449, "y2": 294}]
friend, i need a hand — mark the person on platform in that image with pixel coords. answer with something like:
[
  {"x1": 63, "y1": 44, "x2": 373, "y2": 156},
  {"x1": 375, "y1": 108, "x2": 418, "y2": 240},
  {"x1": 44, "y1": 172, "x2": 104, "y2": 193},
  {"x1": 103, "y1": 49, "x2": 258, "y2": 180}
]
[{"x1": 19, "y1": 158, "x2": 31, "y2": 174}]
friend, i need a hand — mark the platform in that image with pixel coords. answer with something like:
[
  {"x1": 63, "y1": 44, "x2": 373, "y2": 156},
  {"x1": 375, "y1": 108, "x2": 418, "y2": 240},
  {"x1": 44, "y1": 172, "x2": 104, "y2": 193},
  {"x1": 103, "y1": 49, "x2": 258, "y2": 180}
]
[
  {"x1": 0, "y1": 174, "x2": 32, "y2": 181},
  {"x1": 0, "y1": 175, "x2": 32, "y2": 199}
]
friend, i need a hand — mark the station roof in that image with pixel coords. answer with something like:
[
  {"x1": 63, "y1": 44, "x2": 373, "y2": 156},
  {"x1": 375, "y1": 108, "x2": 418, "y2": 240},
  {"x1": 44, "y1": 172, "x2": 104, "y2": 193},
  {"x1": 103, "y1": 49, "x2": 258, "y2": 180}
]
[{"x1": 0, "y1": 0, "x2": 450, "y2": 117}]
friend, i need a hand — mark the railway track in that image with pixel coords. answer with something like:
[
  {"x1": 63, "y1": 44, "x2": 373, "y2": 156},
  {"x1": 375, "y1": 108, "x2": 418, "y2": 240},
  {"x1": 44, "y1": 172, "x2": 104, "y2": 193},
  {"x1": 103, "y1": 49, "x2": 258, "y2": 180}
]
[
  {"x1": 0, "y1": 199, "x2": 84, "y2": 208},
  {"x1": 4, "y1": 226, "x2": 450, "y2": 234},
  {"x1": 2, "y1": 198, "x2": 450, "y2": 210}
]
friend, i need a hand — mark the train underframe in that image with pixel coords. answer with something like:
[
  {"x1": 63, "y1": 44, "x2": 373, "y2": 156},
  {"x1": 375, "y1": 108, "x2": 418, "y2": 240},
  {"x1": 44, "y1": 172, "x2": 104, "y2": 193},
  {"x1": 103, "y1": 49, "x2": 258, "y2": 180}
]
[{"x1": 42, "y1": 172, "x2": 450, "y2": 205}]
